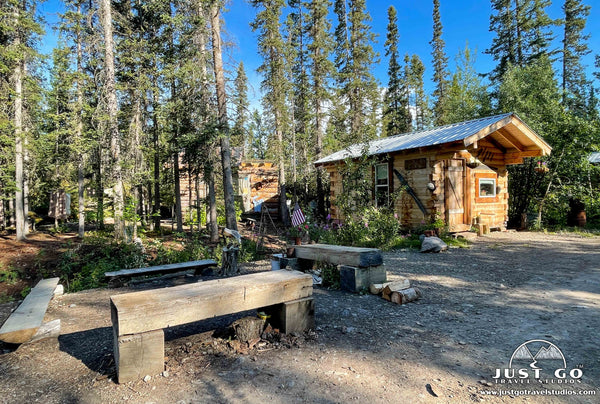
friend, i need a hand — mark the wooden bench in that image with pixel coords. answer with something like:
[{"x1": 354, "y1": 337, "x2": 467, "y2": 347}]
[
  {"x1": 110, "y1": 270, "x2": 314, "y2": 383},
  {"x1": 0, "y1": 278, "x2": 60, "y2": 344},
  {"x1": 294, "y1": 244, "x2": 386, "y2": 293},
  {"x1": 105, "y1": 259, "x2": 217, "y2": 286}
]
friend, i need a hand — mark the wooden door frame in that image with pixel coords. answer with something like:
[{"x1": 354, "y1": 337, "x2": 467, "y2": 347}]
[{"x1": 444, "y1": 159, "x2": 469, "y2": 230}]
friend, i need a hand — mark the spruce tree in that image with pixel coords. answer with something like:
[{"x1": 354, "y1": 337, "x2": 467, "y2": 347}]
[
  {"x1": 446, "y1": 45, "x2": 491, "y2": 123},
  {"x1": 306, "y1": 0, "x2": 334, "y2": 215},
  {"x1": 430, "y1": 0, "x2": 450, "y2": 126},
  {"x1": 383, "y1": 6, "x2": 410, "y2": 136},
  {"x1": 562, "y1": 0, "x2": 591, "y2": 114},
  {"x1": 251, "y1": 0, "x2": 291, "y2": 225},
  {"x1": 232, "y1": 62, "x2": 249, "y2": 156},
  {"x1": 286, "y1": 0, "x2": 310, "y2": 197},
  {"x1": 487, "y1": 0, "x2": 555, "y2": 85},
  {"x1": 333, "y1": 0, "x2": 379, "y2": 146},
  {"x1": 408, "y1": 54, "x2": 429, "y2": 130}
]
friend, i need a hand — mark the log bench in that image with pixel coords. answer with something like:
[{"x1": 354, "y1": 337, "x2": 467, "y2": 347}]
[
  {"x1": 105, "y1": 259, "x2": 217, "y2": 286},
  {"x1": 293, "y1": 244, "x2": 386, "y2": 293},
  {"x1": 0, "y1": 277, "x2": 60, "y2": 344},
  {"x1": 110, "y1": 270, "x2": 314, "y2": 383}
]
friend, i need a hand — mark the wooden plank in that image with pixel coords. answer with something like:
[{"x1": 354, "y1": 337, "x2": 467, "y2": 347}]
[
  {"x1": 0, "y1": 278, "x2": 59, "y2": 344},
  {"x1": 294, "y1": 244, "x2": 383, "y2": 268},
  {"x1": 115, "y1": 329, "x2": 164, "y2": 383},
  {"x1": 29, "y1": 319, "x2": 60, "y2": 343},
  {"x1": 104, "y1": 259, "x2": 217, "y2": 278},
  {"x1": 111, "y1": 270, "x2": 313, "y2": 336}
]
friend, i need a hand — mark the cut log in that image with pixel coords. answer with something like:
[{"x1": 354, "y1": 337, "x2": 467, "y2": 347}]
[
  {"x1": 294, "y1": 244, "x2": 383, "y2": 267},
  {"x1": 390, "y1": 287, "x2": 422, "y2": 305},
  {"x1": 29, "y1": 319, "x2": 60, "y2": 343},
  {"x1": 381, "y1": 279, "x2": 411, "y2": 300},
  {"x1": 0, "y1": 278, "x2": 59, "y2": 344},
  {"x1": 369, "y1": 283, "x2": 386, "y2": 295}
]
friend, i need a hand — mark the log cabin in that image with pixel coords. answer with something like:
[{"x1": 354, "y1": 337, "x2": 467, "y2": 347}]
[{"x1": 315, "y1": 113, "x2": 552, "y2": 232}]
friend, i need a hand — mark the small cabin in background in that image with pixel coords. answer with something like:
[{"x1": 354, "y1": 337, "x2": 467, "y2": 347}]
[
  {"x1": 315, "y1": 113, "x2": 552, "y2": 232},
  {"x1": 177, "y1": 158, "x2": 279, "y2": 220},
  {"x1": 237, "y1": 160, "x2": 279, "y2": 216}
]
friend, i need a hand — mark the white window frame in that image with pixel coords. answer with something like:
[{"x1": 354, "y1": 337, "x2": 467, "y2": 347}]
[
  {"x1": 374, "y1": 163, "x2": 390, "y2": 207},
  {"x1": 478, "y1": 178, "x2": 497, "y2": 198}
]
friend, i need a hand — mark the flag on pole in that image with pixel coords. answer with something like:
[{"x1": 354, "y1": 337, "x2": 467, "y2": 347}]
[{"x1": 291, "y1": 203, "x2": 306, "y2": 227}]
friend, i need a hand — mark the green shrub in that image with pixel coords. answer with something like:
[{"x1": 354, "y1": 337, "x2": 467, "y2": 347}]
[
  {"x1": 320, "y1": 263, "x2": 340, "y2": 289},
  {"x1": 59, "y1": 237, "x2": 147, "y2": 292}
]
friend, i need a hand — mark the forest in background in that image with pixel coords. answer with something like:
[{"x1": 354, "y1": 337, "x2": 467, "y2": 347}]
[{"x1": 1, "y1": 0, "x2": 600, "y2": 244}]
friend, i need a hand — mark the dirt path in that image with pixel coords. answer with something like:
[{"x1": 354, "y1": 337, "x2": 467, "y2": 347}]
[{"x1": 1, "y1": 231, "x2": 599, "y2": 403}]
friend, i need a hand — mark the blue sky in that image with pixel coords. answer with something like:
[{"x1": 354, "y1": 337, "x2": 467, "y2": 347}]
[{"x1": 39, "y1": 0, "x2": 600, "y2": 106}]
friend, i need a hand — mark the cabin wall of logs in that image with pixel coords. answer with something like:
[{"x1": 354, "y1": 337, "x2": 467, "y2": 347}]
[
  {"x1": 175, "y1": 159, "x2": 279, "y2": 220},
  {"x1": 323, "y1": 147, "x2": 509, "y2": 231}
]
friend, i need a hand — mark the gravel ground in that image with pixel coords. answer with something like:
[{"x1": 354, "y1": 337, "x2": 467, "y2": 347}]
[{"x1": 0, "y1": 231, "x2": 599, "y2": 404}]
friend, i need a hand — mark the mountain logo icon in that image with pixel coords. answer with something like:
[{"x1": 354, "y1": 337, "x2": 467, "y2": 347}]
[{"x1": 509, "y1": 339, "x2": 567, "y2": 370}]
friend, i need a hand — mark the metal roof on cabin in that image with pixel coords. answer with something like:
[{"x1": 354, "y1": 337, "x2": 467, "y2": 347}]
[
  {"x1": 315, "y1": 112, "x2": 514, "y2": 165},
  {"x1": 590, "y1": 152, "x2": 600, "y2": 164}
]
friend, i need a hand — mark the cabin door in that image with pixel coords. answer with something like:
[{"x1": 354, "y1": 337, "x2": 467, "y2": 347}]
[{"x1": 445, "y1": 159, "x2": 469, "y2": 232}]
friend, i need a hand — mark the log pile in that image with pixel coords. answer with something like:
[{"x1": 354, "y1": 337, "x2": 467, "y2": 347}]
[{"x1": 370, "y1": 278, "x2": 422, "y2": 305}]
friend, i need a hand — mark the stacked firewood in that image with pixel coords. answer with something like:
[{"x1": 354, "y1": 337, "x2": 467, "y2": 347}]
[{"x1": 369, "y1": 278, "x2": 422, "y2": 304}]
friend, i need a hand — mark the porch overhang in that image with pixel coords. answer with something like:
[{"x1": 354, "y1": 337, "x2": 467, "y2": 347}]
[{"x1": 462, "y1": 115, "x2": 552, "y2": 165}]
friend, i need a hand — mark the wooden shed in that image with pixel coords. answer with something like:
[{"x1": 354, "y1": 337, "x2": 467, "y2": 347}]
[
  {"x1": 315, "y1": 113, "x2": 552, "y2": 232},
  {"x1": 237, "y1": 160, "x2": 279, "y2": 215}
]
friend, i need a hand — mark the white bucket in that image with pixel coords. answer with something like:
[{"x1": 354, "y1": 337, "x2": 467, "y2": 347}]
[{"x1": 271, "y1": 253, "x2": 285, "y2": 270}]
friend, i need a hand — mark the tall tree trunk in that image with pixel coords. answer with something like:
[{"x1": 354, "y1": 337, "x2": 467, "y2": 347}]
[
  {"x1": 101, "y1": 0, "x2": 125, "y2": 240},
  {"x1": 96, "y1": 146, "x2": 105, "y2": 230},
  {"x1": 207, "y1": 167, "x2": 219, "y2": 243},
  {"x1": 195, "y1": 174, "x2": 201, "y2": 232},
  {"x1": 210, "y1": 4, "x2": 238, "y2": 231},
  {"x1": 173, "y1": 151, "x2": 183, "y2": 231},
  {"x1": 23, "y1": 140, "x2": 30, "y2": 235},
  {"x1": 130, "y1": 94, "x2": 143, "y2": 237},
  {"x1": 76, "y1": 18, "x2": 85, "y2": 238},
  {"x1": 0, "y1": 197, "x2": 5, "y2": 230},
  {"x1": 9, "y1": 199, "x2": 16, "y2": 228},
  {"x1": 152, "y1": 86, "x2": 161, "y2": 232},
  {"x1": 13, "y1": 18, "x2": 26, "y2": 241},
  {"x1": 276, "y1": 114, "x2": 289, "y2": 226}
]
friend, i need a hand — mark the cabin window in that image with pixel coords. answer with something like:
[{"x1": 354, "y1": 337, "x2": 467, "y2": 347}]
[
  {"x1": 478, "y1": 178, "x2": 496, "y2": 198},
  {"x1": 375, "y1": 163, "x2": 390, "y2": 207}
]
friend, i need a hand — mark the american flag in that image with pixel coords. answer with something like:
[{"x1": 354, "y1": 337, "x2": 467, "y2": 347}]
[{"x1": 291, "y1": 203, "x2": 306, "y2": 227}]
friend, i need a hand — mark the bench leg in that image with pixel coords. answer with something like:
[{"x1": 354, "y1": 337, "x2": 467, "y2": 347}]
[
  {"x1": 263, "y1": 297, "x2": 315, "y2": 334},
  {"x1": 340, "y1": 265, "x2": 387, "y2": 293},
  {"x1": 114, "y1": 329, "x2": 164, "y2": 383}
]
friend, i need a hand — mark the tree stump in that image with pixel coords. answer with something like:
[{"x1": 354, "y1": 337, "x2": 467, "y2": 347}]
[
  {"x1": 231, "y1": 316, "x2": 265, "y2": 342},
  {"x1": 221, "y1": 246, "x2": 240, "y2": 276}
]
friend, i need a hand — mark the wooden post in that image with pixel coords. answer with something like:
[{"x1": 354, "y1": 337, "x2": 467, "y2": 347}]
[
  {"x1": 263, "y1": 297, "x2": 314, "y2": 334},
  {"x1": 340, "y1": 265, "x2": 387, "y2": 293},
  {"x1": 221, "y1": 246, "x2": 239, "y2": 276},
  {"x1": 114, "y1": 329, "x2": 164, "y2": 383}
]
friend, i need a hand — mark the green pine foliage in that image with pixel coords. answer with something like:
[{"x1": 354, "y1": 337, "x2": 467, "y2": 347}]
[
  {"x1": 446, "y1": 45, "x2": 492, "y2": 123},
  {"x1": 430, "y1": 0, "x2": 450, "y2": 126},
  {"x1": 562, "y1": 0, "x2": 591, "y2": 115},
  {"x1": 383, "y1": 6, "x2": 411, "y2": 136}
]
